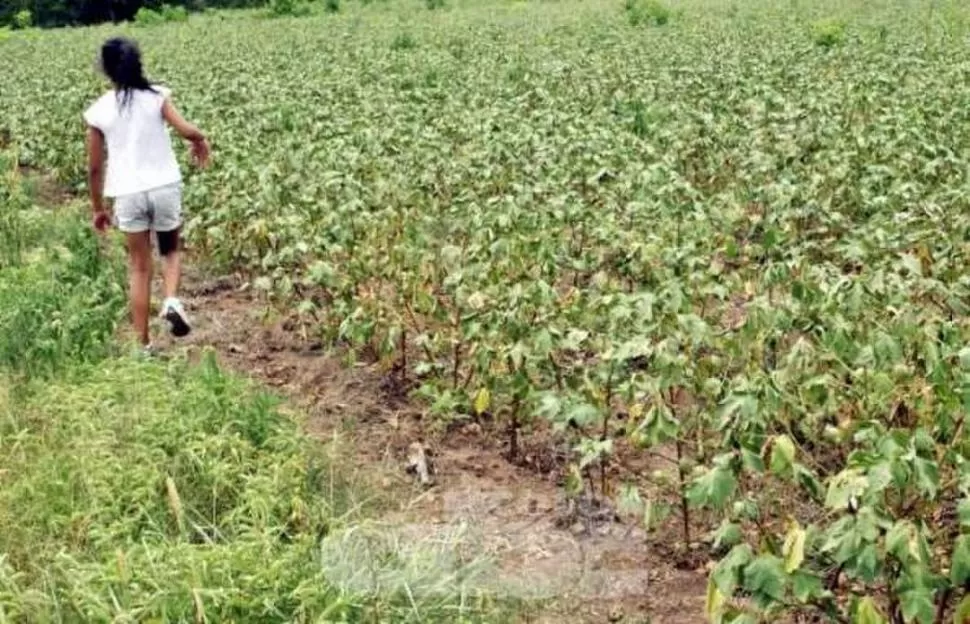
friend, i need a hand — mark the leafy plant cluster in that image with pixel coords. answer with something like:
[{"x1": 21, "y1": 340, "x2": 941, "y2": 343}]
[
  {"x1": 5, "y1": 0, "x2": 970, "y2": 620},
  {"x1": 135, "y1": 3, "x2": 189, "y2": 25},
  {"x1": 12, "y1": 7, "x2": 29, "y2": 27},
  {"x1": 266, "y1": 0, "x2": 342, "y2": 17},
  {"x1": 624, "y1": 0, "x2": 671, "y2": 27},
  {"x1": 0, "y1": 150, "x2": 126, "y2": 377},
  {"x1": 811, "y1": 17, "x2": 847, "y2": 48}
]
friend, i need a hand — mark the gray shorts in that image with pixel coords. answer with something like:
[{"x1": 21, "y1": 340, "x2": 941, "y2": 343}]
[{"x1": 113, "y1": 183, "x2": 183, "y2": 233}]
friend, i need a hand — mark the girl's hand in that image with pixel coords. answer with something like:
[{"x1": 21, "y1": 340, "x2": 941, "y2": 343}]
[
  {"x1": 191, "y1": 138, "x2": 210, "y2": 169},
  {"x1": 92, "y1": 208, "x2": 111, "y2": 233}
]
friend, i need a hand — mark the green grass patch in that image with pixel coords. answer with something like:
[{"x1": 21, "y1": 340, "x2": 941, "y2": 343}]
[{"x1": 0, "y1": 353, "x2": 362, "y2": 621}]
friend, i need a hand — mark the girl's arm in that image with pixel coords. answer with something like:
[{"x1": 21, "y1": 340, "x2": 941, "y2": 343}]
[
  {"x1": 86, "y1": 126, "x2": 110, "y2": 231},
  {"x1": 162, "y1": 99, "x2": 209, "y2": 167}
]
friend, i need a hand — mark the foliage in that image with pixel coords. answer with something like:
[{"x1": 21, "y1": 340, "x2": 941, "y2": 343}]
[
  {"x1": 161, "y1": 3, "x2": 189, "y2": 21},
  {"x1": 0, "y1": 156, "x2": 126, "y2": 377},
  {"x1": 5, "y1": 0, "x2": 970, "y2": 620},
  {"x1": 134, "y1": 5, "x2": 165, "y2": 24},
  {"x1": 324, "y1": 0, "x2": 340, "y2": 13},
  {"x1": 12, "y1": 7, "x2": 29, "y2": 28},
  {"x1": 391, "y1": 30, "x2": 417, "y2": 50},
  {"x1": 268, "y1": 0, "x2": 310, "y2": 17},
  {"x1": 811, "y1": 17, "x2": 847, "y2": 48},
  {"x1": 625, "y1": 0, "x2": 671, "y2": 26},
  {"x1": 426, "y1": 0, "x2": 446, "y2": 10},
  {"x1": 135, "y1": 4, "x2": 189, "y2": 24}
]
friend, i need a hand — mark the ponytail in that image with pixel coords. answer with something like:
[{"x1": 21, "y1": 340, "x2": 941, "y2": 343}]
[{"x1": 100, "y1": 38, "x2": 156, "y2": 109}]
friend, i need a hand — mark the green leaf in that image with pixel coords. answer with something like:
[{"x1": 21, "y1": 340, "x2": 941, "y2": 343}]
[
  {"x1": 825, "y1": 468, "x2": 868, "y2": 510},
  {"x1": 565, "y1": 402, "x2": 600, "y2": 427},
  {"x1": 854, "y1": 596, "x2": 886, "y2": 624},
  {"x1": 913, "y1": 457, "x2": 939, "y2": 498},
  {"x1": 782, "y1": 522, "x2": 806, "y2": 573},
  {"x1": 900, "y1": 587, "x2": 935, "y2": 624},
  {"x1": 712, "y1": 544, "x2": 753, "y2": 596},
  {"x1": 794, "y1": 463, "x2": 824, "y2": 501},
  {"x1": 959, "y1": 498, "x2": 970, "y2": 529},
  {"x1": 742, "y1": 555, "x2": 786, "y2": 608},
  {"x1": 791, "y1": 570, "x2": 823, "y2": 603},
  {"x1": 688, "y1": 466, "x2": 738, "y2": 510},
  {"x1": 855, "y1": 543, "x2": 879, "y2": 582},
  {"x1": 740, "y1": 448, "x2": 765, "y2": 473},
  {"x1": 886, "y1": 520, "x2": 919, "y2": 562},
  {"x1": 712, "y1": 519, "x2": 743, "y2": 551},
  {"x1": 769, "y1": 434, "x2": 796, "y2": 477},
  {"x1": 952, "y1": 535, "x2": 970, "y2": 586}
]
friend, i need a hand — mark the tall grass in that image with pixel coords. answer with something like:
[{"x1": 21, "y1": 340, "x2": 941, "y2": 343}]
[{"x1": 0, "y1": 353, "x2": 359, "y2": 621}]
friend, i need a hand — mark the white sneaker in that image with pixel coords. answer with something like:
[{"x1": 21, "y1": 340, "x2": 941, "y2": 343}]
[
  {"x1": 161, "y1": 297, "x2": 192, "y2": 338},
  {"x1": 134, "y1": 343, "x2": 158, "y2": 359}
]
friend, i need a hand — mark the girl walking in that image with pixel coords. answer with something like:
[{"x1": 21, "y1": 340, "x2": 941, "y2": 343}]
[{"x1": 84, "y1": 37, "x2": 209, "y2": 354}]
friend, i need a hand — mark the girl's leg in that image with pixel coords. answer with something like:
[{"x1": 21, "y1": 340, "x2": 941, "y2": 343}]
[
  {"x1": 158, "y1": 227, "x2": 181, "y2": 300},
  {"x1": 157, "y1": 227, "x2": 191, "y2": 337},
  {"x1": 126, "y1": 231, "x2": 154, "y2": 346}
]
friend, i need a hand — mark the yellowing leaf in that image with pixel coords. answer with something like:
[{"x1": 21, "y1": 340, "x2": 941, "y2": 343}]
[
  {"x1": 782, "y1": 522, "x2": 806, "y2": 573},
  {"x1": 769, "y1": 434, "x2": 796, "y2": 477},
  {"x1": 473, "y1": 387, "x2": 491, "y2": 415},
  {"x1": 705, "y1": 575, "x2": 725, "y2": 623},
  {"x1": 855, "y1": 596, "x2": 886, "y2": 624},
  {"x1": 628, "y1": 402, "x2": 644, "y2": 420}
]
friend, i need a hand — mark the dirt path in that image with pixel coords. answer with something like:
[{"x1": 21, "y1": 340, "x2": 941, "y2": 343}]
[{"x1": 155, "y1": 270, "x2": 708, "y2": 623}]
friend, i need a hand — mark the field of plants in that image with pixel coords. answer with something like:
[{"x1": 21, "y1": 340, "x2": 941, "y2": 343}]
[
  {"x1": 0, "y1": 147, "x2": 520, "y2": 620},
  {"x1": 6, "y1": 0, "x2": 970, "y2": 621}
]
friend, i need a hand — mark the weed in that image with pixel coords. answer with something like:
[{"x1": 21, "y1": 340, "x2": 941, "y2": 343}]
[
  {"x1": 161, "y1": 4, "x2": 190, "y2": 22},
  {"x1": 391, "y1": 31, "x2": 417, "y2": 50},
  {"x1": 625, "y1": 0, "x2": 672, "y2": 27},
  {"x1": 13, "y1": 9, "x2": 31, "y2": 29},
  {"x1": 269, "y1": 0, "x2": 311, "y2": 17},
  {"x1": 134, "y1": 7, "x2": 166, "y2": 26},
  {"x1": 812, "y1": 17, "x2": 847, "y2": 48}
]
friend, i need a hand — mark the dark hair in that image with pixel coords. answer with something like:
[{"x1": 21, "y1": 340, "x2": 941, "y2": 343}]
[{"x1": 100, "y1": 38, "x2": 156, "y2": 109}]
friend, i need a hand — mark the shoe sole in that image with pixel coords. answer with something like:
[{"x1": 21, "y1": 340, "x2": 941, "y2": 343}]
[{"x1": 165, "y1": 307, "x2": 192, "y2": 338}]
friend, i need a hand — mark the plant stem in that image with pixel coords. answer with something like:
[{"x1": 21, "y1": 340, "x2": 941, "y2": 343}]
[
  {"x1": 675, "y1": 437, "x2": 691, "y2": 545},
  {"x1": 934, "y1": 586, "x2": 952, "y2": 624},
  {"x1": 601, "y1": 364, "x2": 615, "y2": 499},
  {"x1": 508, "y1": 396, "x2": 521, "y2": 462}
]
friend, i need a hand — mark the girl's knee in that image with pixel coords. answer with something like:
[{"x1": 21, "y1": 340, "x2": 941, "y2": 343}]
[{"x1": 156, "y1": 229, "x2": 180, "y2": 256}]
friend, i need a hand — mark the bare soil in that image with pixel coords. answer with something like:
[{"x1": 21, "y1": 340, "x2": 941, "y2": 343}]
[{"x1": 153, "y1": 269, "x2": 709, "y2": 623}]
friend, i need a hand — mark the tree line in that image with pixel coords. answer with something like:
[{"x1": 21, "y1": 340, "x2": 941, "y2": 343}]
[{"x1": 1, "y1": 0, "x2": 266, "y2": 28}]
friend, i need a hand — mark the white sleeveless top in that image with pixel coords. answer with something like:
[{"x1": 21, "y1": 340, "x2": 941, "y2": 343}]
[{"x1": 83, "y1": 86, "x2": 182, "y2": 198}]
